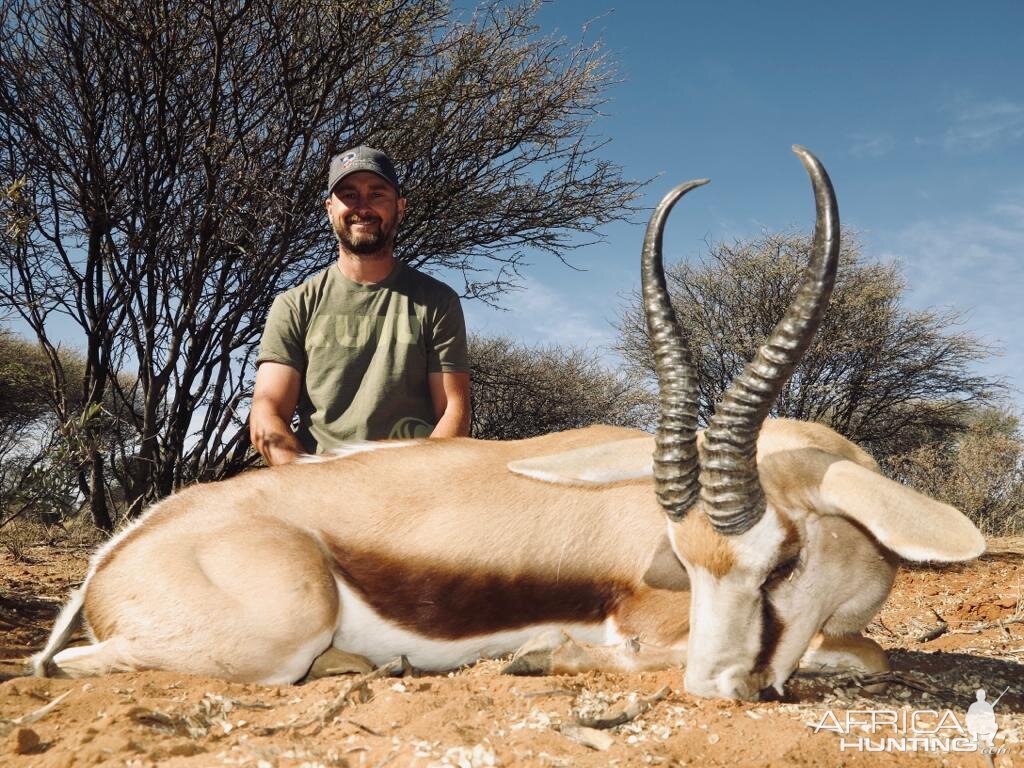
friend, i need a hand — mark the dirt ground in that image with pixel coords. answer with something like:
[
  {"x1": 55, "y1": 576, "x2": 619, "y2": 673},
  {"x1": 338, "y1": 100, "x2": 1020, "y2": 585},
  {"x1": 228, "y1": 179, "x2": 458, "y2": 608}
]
[{"x1": 1, "y1": 539, "x2": 1021, "y2": 767}]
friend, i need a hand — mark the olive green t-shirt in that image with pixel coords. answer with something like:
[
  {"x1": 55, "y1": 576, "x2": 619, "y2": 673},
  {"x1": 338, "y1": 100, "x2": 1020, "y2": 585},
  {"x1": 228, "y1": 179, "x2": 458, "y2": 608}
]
[{"x1": 257, "y1": 262, "x2": 468, "y2": 451}]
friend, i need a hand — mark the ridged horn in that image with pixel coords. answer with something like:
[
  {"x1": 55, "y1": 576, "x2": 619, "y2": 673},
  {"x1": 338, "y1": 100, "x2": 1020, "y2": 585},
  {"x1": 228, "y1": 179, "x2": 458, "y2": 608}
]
[
  {"x1": 699, "y1": 146, "x2": 840, "y2": 535},
  {"x1": 642, "y1": 179, "x2": 709, "y2": 520}
]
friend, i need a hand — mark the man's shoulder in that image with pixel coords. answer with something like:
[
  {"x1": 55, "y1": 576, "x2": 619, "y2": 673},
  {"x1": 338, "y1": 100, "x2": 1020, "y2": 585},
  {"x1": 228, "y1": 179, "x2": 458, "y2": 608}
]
[
  {"x1": 279, "y1": 265, "x2": 334, "y2": 300},
  {"x1": 397, "y1": 263, "x2": 461, "y2": 303},
  {"x1": 272, "y1": 265, "x2": 335, "y2": 313}
]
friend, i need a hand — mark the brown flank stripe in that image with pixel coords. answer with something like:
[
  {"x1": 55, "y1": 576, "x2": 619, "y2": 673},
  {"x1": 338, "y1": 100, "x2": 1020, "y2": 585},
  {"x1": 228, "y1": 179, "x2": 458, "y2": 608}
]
[{"x1": 324, "y1": 538, "x2": 630, "y2": 639}]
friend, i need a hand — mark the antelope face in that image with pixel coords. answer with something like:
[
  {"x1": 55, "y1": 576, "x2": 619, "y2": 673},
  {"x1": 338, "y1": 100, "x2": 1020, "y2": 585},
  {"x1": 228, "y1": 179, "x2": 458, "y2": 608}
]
[{"x1": 672, "y1": 504, "x2": 898, "y2": 700}]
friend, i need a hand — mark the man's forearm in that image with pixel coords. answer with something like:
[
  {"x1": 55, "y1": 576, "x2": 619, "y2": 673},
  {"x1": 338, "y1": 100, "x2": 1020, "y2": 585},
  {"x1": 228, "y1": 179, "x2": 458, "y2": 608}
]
[
  {"x1": 250, "y1": 408, "x2": 305, "y2": 466},
  {"x1": 430, "y1": 402, "x2": 470, "y2": 438},
  {"x1": 427, "y1": 371, "x2": 471, "y2": 438}
]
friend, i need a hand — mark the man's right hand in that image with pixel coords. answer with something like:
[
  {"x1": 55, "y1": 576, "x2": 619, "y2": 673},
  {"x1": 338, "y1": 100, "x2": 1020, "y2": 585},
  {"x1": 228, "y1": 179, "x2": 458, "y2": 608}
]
[{"x1": 250, "y1": 362, "x2": 306, "y2": 466}]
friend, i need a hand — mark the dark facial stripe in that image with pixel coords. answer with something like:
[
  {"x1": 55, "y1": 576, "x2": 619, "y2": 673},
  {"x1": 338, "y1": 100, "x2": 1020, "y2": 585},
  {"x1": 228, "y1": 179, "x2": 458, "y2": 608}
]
[
  {"x1": 324, "y1": 538, "x2": 630, "y2": 639},
  {"x1": 755, "y1": 595, "x2": 785, "y2": 672}
]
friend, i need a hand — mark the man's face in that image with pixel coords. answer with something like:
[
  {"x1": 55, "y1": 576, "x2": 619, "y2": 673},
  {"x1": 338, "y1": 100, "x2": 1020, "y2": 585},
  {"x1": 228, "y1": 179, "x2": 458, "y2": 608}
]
[{"x1": 325, "y1": 171, "x2": 406, "y2": 257}]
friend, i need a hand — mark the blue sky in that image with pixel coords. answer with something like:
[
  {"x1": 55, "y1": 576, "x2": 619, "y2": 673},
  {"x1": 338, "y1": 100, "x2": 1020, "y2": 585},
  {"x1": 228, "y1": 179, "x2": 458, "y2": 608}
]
[
  {"x1": 6, "y1": 2, "x2": 1020, "y2": 412},
  {"x1": 462, "y1": 1, "x2": 1024, "y2": 409}
]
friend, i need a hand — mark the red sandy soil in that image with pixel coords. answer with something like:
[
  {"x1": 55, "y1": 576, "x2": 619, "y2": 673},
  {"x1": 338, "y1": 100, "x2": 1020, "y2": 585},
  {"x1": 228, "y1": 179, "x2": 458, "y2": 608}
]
[{"x1": 1, "y1": 540, "x2": 1021, "y2": 767}]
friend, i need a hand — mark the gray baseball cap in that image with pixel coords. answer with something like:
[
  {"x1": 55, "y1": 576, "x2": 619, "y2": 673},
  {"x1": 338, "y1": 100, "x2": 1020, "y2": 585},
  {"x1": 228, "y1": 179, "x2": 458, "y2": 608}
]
[{"x1": 327, "y1": 146, "x2": 401, "y2": 195}]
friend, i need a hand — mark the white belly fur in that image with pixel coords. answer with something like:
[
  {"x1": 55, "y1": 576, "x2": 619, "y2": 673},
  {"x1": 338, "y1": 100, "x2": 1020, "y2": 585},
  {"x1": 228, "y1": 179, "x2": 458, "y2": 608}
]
[{"x1": 333, "y1": 577, "x2": 613, "y2": 670}]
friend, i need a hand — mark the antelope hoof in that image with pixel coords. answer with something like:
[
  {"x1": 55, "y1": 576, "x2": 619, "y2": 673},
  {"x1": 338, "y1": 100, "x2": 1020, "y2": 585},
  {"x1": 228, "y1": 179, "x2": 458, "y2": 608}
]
[
  {"x1": 502, "y1": 650, "x2": 552, "y2": 676},
  {"x1": 503, "y1": 629, "x2": 578, "y2": 676},
  {"x1": 303, "y1": 647, "x2": 375, "y2": 681},
  {"x1": 801, "y1": 633, "x2": 890, "y2": 692}
]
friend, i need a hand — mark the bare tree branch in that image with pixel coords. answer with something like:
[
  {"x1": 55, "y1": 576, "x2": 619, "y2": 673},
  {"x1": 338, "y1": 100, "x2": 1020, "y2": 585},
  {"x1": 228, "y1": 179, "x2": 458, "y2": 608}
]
[
  {"x1": 0, "y1": 0, "x2": 642, "y2": 521},
  {"x1": 615, "y1": 232, "x2": 1003, "y2": 463}
]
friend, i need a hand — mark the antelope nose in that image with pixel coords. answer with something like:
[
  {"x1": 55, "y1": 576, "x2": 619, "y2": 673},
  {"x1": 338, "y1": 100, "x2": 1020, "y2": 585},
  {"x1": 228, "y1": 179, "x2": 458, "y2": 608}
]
[{"x1": 685, "y1": 668, "x2": 763, "y2": 701}]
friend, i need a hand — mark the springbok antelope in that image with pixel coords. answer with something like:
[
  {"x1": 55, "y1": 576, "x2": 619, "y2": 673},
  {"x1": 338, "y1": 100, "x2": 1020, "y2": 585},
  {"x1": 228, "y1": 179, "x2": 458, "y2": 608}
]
[{"x1": 33, "y1": 147, "x2": 983, "y2": 700}]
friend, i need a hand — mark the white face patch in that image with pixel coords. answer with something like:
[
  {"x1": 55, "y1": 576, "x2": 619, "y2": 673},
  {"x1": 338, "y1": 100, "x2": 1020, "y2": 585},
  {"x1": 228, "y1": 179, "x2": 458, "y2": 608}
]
[
  {"x1": 729, "y1": 505, "x2": 792, "y2": 574},
  {"x1": 683, "y1": 562, "x2": 767, "y2": 700},
  {"x1": 676, "y1": 507, "x2": 798, "y2": 700}
]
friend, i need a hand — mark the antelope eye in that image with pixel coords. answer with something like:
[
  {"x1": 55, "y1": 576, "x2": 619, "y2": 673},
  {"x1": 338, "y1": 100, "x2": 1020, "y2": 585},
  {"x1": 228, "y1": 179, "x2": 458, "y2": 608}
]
[{"x1": 765, "y1": 555, "x2": 800, "y2": 585}]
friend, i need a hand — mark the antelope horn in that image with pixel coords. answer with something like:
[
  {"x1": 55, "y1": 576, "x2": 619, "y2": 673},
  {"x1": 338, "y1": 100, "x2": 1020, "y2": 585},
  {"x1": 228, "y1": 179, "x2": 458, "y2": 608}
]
[
  {"x1": 642, "y1": 179, "x2": 708, "y2": 520},
  {"x1": 699, "y1": 146, "x2": 840, "y2": 535}
]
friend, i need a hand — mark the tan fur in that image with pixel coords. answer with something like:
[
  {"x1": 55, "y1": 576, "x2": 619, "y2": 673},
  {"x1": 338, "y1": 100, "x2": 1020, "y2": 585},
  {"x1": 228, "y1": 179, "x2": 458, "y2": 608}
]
[
  {"x1": 802, "y1": 632, "x2": 889, "y2": 675},
  {"x1": 505, "y1": 630, "x2": 687, "y2": 675},
  {"x1": 614, "y1": 587, "x2": 691, "y2": 646},
  {"x1": 776, "y1": 508, "x2": 801, "y2": 555},
  {"x1": 674, "y1": 513, "x2": 736, "y2": 578},
  {"x1": 546, "y1": 635, "x2": 687, "y2": 675},
  {"x1": 508, "y1": 436, "x2": 654, "y2": 484}
]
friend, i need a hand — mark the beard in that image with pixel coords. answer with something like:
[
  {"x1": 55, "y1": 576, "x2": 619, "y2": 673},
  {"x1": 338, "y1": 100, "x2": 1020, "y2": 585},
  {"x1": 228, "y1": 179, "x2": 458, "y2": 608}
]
[{"x1": 333, "y1": 214, "x2": 395, "y2": 257}]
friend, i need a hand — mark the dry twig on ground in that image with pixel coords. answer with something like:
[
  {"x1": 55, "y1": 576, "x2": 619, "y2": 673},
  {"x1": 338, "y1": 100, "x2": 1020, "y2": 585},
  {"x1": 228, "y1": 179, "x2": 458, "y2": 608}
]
[
  {"x1": 574, "y1": 686, "x2": 670, "y2": 729},
  {"x1": 255, "y1": 659, "x2": 401, "y2": 736},
  {"x1": 0, "y1": 690, "x2": 71, "y2": 737}
]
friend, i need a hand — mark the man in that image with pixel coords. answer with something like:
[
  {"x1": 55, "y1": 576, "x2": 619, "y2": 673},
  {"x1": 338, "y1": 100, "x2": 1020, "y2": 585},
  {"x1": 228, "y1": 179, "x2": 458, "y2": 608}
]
[{"x1": 251, "y1": 146, "x2": 471, "y2": 466}]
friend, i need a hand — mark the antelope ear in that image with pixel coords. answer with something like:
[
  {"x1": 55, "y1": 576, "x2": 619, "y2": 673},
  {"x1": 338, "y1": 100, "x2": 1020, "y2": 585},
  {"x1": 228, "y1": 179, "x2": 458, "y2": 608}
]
[
  {"x1": 817, "y1": 458, "x2": 985, "y2": 562},
  {"x1": 508, "y1": 437, "x2": 655, "y2": 486}
]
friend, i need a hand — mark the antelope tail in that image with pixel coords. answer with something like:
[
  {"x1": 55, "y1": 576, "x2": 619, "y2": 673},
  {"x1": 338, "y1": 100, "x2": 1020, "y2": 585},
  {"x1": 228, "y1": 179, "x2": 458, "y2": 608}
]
[{"x1": 31, "y1": 588, "x2": 85, "y2": 677}]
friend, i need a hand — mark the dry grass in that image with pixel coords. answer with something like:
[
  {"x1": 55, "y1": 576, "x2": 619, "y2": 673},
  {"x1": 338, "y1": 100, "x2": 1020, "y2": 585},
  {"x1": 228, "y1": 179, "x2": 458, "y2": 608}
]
[
  {"x1": 985, "y1": 535, "x2": 1024, "y2": 556},
  {"x1": 0, "y1": 513, "x2": 105, "y2": 563},
  {"x1": 891, "y1": 410, "x2": 1024, "y2": 537}
]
